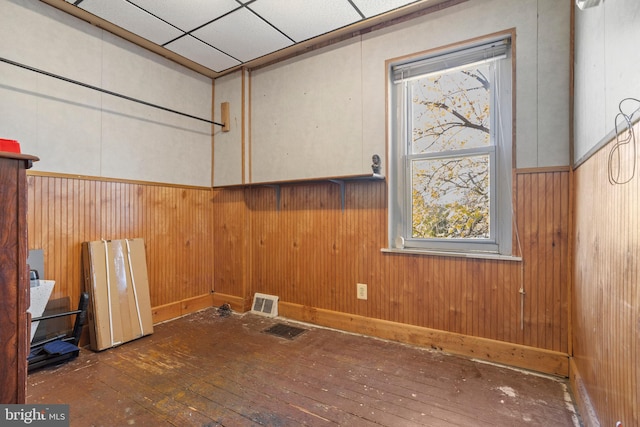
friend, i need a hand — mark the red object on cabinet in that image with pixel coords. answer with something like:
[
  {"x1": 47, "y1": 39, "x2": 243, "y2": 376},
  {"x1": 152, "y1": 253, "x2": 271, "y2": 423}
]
[{"x1": 0, "y1": 139, "x2": 21, "y2": 153}]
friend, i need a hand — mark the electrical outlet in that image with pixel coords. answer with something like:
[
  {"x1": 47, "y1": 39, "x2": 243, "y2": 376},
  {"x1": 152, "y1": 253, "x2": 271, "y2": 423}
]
[{"x1": 357, "y1": 283, "x2": 368, "y2": 300}]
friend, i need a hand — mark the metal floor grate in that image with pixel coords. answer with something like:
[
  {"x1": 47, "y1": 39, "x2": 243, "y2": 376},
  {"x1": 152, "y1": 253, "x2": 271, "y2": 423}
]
[{"x1": 263, "y1": 323, "x2": 307, "y2": 340}]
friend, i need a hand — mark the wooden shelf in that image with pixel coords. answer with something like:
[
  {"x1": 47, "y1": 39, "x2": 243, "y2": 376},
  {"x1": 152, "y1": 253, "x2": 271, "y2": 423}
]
[{"x1": 254, "y1": 173, "x2": 385, "y2": 212}]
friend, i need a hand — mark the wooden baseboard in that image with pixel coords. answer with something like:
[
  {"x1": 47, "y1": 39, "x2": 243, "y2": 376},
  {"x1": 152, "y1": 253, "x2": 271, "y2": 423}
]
[
  {"x1": 211, "y1": 292, "x2": 248, "y2": 312},
  {"x1": 569, "y1": 357, "x2": 600, "y2": 426},
  {"x1": 279, "y1": 302, "x2": 569, "y2": 377},
  {"x1": 152, "y1": 293, "x2": 215, "y2": 324},
  {"x1": 151, "y1": 295, "x2": 569, "y2": 377},
  {"x1": 152, "y1": 292, "x2": 247, "y2": 325}
]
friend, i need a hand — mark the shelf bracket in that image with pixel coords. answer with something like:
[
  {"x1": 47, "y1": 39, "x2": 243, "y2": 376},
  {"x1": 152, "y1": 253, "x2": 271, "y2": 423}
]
[
  {"x1": 265, "y1": 185, "x2": 281, "y2": 211},
  {"x1": 329, "y1": 179, "x2": 345, "y2": 213}
]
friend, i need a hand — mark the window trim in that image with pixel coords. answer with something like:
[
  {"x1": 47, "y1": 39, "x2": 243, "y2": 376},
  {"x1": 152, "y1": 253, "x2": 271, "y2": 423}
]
[{"x1": 387, "y1": 34, "x2": 514, "y2": 256}]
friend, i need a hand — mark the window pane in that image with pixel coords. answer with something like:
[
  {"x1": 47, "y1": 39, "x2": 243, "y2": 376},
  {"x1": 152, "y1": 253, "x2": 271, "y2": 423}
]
[
  {"x1": 411, "y1": 154, "x2": 490, "y2": 239},
  {"x1": 409, "y1": 62, "x2": 491, "y2": 155}
]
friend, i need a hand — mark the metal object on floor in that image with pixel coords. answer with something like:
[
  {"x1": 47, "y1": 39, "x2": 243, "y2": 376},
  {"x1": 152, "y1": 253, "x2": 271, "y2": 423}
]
[{"x1": 28, "y1": 293, "x2": 89, "y2": 372}]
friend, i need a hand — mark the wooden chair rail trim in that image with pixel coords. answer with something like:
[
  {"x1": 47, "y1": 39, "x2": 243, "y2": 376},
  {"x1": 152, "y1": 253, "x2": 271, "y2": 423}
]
[{"x1": 27, "y1": 170, "x2": 212, "y2": 191}]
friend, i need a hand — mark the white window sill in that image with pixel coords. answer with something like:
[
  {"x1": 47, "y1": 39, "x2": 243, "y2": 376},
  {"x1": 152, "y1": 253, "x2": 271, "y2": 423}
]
[{"x1": 381, "y1": 247, "x2": 522, "y2": 262}]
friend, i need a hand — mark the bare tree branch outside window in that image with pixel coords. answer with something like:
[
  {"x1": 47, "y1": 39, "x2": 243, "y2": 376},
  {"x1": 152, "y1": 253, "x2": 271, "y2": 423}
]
[{"x1": 409, "y1": 62, "x2": 492, "y2": 239}]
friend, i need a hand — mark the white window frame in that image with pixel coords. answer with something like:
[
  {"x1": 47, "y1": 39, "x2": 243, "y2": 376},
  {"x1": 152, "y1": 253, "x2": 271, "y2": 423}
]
[{"x1": 388, "y1": 35, "x2": 513, "y2": 256}]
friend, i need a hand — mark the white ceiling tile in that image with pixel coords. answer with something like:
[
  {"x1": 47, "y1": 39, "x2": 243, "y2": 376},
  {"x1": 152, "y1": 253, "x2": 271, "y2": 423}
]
[
  {"x1": 249, "y1": 0, "x2": 362, "y2": 42},
  {"x1": 78, "y1": 0, "x2": 182, "y2": 45},
  {"x1": 351, "y1": 0, "x2": 418, "y2": 18},
  {"x1": 67, "y1": 0, "x2": 436, "y2": 73},
  {"x1": 128, "y1": 0, "x2": 239, "y2": 33},
  {"x1": 165, "y1": 35, "x2": 241, "y2": 72},
  {"x1": 192, "y1": 8, "x2": 293, "y2": 62}
]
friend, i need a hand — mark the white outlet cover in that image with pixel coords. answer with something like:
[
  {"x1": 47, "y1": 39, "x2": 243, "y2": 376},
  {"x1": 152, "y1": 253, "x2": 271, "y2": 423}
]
[{"x1": 357, "y1": 283, "x2": 367, "y2": 300}]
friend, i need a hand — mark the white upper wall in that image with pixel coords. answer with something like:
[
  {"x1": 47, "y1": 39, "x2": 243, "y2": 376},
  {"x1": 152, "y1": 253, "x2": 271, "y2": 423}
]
[
  {"x1": 0, "y1": 0, "x2": 572, "y2": 186},
  {"x1": 574, "y1": 0, "x2": 640, "y2": 165},
  {"x1": 214, "y1": 0, "x2": 572, "y2": 185},
  {"x1": 0, "y1": 0, "x2": 213, "y2": 187},
  {"x1": 250, "y1": 38, "x2": 365, "y2": 183},
  {"x1": 361, "y1": 0, "x2": 571, "y2": 170},
  {"x1": 213, "y1": 70, "x2": 244, "y2": 187}
]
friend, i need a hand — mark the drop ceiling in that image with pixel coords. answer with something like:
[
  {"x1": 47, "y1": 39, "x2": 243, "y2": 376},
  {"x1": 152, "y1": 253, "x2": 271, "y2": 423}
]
[{"x1": 48, "y1": 0, "x2": 455, "y2": 78}]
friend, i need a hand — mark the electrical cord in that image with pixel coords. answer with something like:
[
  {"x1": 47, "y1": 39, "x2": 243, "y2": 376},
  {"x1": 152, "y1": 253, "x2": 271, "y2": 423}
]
[{"x1": 608, "y1": 97, "x2": 640, "y2": 185}]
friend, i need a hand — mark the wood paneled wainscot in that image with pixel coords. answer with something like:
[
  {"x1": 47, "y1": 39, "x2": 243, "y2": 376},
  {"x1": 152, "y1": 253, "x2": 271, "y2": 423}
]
[
  {"x1": 23, "y1": 168, "x2": 570, "y2": 377},
  {"x1": 213, "y1": 168, "x2": 571, "y2": 376},
  {"x1": 0, "y1": 152, "x2": 38, "y2": 404},
  {"x1": 572, "y1": 122, "x2": 640, "y2": 427},
  {"x1": 26, "y1": 174, "x2": 216, "y2": 329}
]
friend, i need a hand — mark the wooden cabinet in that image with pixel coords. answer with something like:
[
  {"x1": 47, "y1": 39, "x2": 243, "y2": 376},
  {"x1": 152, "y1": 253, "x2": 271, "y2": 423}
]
[{"x1": 0, "y1": 152, "x2": 38, "y2": 404}]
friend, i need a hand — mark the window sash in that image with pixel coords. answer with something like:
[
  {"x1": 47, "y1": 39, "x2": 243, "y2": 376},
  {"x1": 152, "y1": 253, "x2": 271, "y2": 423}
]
[
  {"x1": 406, "y1": 145, "x2": 495, "y2": 162},
  {"x1": 404, "y1": 147, "x2": 496, "y2": 245}
]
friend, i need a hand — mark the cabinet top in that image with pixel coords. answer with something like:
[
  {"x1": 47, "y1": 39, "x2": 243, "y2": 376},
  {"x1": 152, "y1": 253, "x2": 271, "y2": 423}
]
[
  {"x1": 0, "y1": 151, "x2": 39, "y2": 161},
  {"x1": 0, "y1": 151, "x2": 39, "y2": 168}
]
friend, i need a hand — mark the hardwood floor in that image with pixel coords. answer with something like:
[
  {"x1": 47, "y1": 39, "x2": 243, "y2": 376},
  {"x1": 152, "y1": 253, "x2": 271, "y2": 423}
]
[{"x1": 27, "y1": 308, "x2": 581, "y2": 426}]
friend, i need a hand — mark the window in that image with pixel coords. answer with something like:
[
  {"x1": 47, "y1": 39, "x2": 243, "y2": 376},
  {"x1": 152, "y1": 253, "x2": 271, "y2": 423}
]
[{"x1": 389, "y1": 36, "x2": 513, "y2": 255}]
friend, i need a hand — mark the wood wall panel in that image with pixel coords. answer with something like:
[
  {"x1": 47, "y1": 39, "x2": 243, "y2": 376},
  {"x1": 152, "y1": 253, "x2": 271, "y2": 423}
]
[
  {"x1": 26, "y1": 170, "x2": 570, "y2": 368},
  {"x1": 225, "y1": 171, "x2": 570, "y2": 354},
  {"x1": 27, "y1": 175, "x2": 215, "y2": 312},
  {"x1": 516, "y1": 171, "x2": 570, "y2": 352},
  {"x1": 572, "y1": 123, "x2": 639, "y2": 426},
  {"x1": 211, "y1": 187, "x2": 247, "y2": 306}
]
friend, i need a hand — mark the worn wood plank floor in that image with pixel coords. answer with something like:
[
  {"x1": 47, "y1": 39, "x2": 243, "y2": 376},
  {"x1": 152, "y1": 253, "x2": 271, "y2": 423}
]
[{"x1": 27, "y1": 308, "x2": 581, "y2": 426}]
